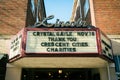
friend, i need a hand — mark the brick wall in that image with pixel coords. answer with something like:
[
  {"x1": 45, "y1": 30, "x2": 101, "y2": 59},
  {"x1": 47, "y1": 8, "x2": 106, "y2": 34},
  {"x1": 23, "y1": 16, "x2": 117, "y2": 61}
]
[
  {"x1": 93, "y1": 0, "x2": 120, "y2": 35},
  {"x1": 0, "y1": 0, "x2": 28, "y2": 35}
]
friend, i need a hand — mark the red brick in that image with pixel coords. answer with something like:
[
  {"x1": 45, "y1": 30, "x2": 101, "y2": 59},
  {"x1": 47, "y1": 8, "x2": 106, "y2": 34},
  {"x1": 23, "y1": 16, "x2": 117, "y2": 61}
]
[{"x1": 93, "y1": 0, "x2": 120, "y2": 35}]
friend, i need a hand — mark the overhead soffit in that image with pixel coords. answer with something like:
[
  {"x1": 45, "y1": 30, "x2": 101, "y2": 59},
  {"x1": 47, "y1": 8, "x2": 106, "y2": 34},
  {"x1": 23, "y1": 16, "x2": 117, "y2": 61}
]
[{"x1": 10, "y1": 57, "x2": 107, "y2": 68}]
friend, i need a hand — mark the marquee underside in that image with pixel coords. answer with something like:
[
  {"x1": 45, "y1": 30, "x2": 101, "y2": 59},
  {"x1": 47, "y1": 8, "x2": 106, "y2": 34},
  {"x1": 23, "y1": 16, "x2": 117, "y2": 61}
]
[{"x1": 10, "y1": 57, "x2": 107, "y2": 68}]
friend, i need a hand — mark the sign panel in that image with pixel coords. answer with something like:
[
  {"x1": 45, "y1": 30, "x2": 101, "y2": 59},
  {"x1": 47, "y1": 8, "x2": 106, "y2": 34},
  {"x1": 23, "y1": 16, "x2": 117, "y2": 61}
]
[
  {"x1": 101, "y1": 32, "x2": 113, "y2": 59},
  {"x1": 9, "y1": 34, "x2": 22, "y2": 59},
  {"x1": 26, "y1": 31, "x2": 98, "y2": 53}
]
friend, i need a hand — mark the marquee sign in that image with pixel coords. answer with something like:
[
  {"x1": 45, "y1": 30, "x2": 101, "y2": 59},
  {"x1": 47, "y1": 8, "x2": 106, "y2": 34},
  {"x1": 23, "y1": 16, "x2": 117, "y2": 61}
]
[
  {"x1": 9, "y1": 27, "x2": 114, "y2": 62},
  {"x1": 9, "y1": 31, "x2": 23, "y2": 59},
  {"x1": 26, "y1": 31, "x2": 98, "y2": 53},
  {"x1": 100, "y1": 32, "x2": 113, "y2": 59}
]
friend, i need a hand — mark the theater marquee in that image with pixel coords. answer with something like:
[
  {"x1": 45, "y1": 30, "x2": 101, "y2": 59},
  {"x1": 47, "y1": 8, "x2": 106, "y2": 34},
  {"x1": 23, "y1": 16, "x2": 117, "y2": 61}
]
[
  {"x1": 9, "y1": 28, "x2": 114, "y2": 62},
  {"x1": 26, "y1": 31, "x2": 98, "y2": 53}
]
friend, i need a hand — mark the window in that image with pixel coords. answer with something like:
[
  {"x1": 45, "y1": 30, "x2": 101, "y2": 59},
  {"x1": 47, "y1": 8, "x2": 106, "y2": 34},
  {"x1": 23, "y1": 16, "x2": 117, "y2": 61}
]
[
  {"x1": 70, "y1": 0, "x2": 91, "y2": 22},
  {"x1": 30, "y1": 0, "x2": 35, "y2": 18},
  {"x1": 114, "y1": 55, "x2": 120, "y2": 73},
  {"x1": 84, "y1": 0, "x2": 90, "y2": 17},
  {"x1": 28, "y1": 0, "x2": 47, "y2": 25}
]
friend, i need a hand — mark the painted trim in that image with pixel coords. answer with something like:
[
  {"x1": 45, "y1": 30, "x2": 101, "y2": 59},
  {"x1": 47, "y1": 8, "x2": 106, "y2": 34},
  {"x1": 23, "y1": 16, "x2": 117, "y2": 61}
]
[
  {"x1": 89, "y1": 0, "x2": 96, "y2": 26},
  {"x1": 107, "y1": 35, "x2": 120, "y2": 39},
  {"x1": 107, "y1": 63, "x2": 111, "y2": 80}
]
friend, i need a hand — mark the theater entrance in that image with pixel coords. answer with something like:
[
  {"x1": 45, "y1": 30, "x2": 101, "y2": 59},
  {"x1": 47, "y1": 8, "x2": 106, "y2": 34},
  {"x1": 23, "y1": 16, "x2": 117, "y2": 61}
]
[{"x1": 21, "y1": 68, "x2": 100, "y2": 80}]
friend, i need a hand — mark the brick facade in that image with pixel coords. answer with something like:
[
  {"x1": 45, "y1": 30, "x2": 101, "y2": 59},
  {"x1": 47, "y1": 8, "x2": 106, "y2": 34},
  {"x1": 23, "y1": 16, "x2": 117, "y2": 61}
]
[
  {"x1": 0, "y1": 0, "x2": 28, "y2": 35},
  {"x1": 93, "y1": 0, "x2": 120, "y2": 35}
]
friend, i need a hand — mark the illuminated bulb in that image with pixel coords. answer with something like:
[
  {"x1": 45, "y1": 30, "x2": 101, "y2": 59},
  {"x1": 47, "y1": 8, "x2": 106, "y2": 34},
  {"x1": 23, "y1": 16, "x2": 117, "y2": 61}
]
[
  {"x1": 58, "y1": 70, "x2": 62, "y2": 74},
  {"x1": 48, "y1": 72, "x2": 51, "y2": 76},
  {"x1": 65, "y1": 75, "x2": 67, "y2": 78}
]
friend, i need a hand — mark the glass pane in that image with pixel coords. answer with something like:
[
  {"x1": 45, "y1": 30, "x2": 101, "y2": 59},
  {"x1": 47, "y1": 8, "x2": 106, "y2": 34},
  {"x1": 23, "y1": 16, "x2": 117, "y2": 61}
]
[
  {"x1": 44, "y1": 0, "x2": 73, "y2": 23},
  {"x1": 84, "y1": 0, "x2": 90, "y2": 17},
  {"x1": 114, "y1": 56, "x2": 120, "y2": 72}
]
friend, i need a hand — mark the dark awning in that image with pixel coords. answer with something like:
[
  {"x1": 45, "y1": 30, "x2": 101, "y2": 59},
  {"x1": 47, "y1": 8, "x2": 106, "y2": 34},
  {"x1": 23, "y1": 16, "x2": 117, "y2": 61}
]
[{"x1": 0, "y1": 54, "x2": 8, "y2": 66}]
